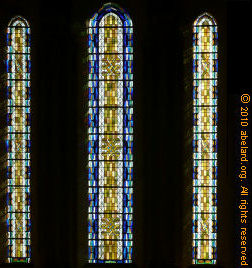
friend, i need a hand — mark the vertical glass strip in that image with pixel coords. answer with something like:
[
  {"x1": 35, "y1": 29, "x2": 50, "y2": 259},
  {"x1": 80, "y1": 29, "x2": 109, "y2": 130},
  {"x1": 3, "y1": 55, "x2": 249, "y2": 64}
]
[
  {"x1": 88, "y1": 4, "x2": 133, "y2": 263},
  {"x1": 192, "y1": 13, "x2": 218, "y2": 264},
  {"x1": 7, "y1": 16, "x2": 31, "y2": 263}
]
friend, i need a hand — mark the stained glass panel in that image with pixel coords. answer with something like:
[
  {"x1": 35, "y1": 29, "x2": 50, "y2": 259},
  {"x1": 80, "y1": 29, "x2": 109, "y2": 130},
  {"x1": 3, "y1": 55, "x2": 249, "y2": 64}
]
[
  {"x1": 6, "y1": 16, "x2": 31, "y2": 263},
  {"x1": 88, "y1": 3, "x2": 133, "y2": 263},
  {"x1": 192, "y1": 13, "x2": 217, "y2": 265}
]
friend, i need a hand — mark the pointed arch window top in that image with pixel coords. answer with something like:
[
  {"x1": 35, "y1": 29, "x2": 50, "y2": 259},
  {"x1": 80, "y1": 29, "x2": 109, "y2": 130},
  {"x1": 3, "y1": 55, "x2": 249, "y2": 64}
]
[
  {"x1": 8, "y1": 16, "x2": 30, "y2": 28},
  {"x1": 193, "y1": 12, "x2": 218, "y2": 54},
  {"x1": 194, "y1": 12, "x2": 217, "y2": 26},
  {"x1": 99, "y1": 13, "x2": 123, "y2": 27},
  {"x1": 89, "y1": 3, "x2": 132, "y2": 27}
]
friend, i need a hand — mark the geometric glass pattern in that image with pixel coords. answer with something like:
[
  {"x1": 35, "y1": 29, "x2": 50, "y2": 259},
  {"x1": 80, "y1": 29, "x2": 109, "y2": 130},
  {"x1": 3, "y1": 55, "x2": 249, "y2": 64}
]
[
  {"x1": 88, "y1": 3, "x2": 133, "y2": 263},
  {"x1": 192, "y1": 13, "x2": 217, "y2": 265},
  {"x1": 6, "y1": 16, "x2": 31, "y2": 263}
]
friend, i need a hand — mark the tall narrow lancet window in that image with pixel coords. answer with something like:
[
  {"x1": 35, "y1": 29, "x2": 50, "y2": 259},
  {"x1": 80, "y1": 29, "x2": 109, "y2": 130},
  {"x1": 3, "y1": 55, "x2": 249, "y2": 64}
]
[
  {"x1": 6, "y1": 16, "x2": 31, "y2": 263},
  {"x1": 192, "y1": 13, "x2": 218, "y2": 264},
  {"x1": 88, "y1": 3, "x2": 133, "y2": 263}
]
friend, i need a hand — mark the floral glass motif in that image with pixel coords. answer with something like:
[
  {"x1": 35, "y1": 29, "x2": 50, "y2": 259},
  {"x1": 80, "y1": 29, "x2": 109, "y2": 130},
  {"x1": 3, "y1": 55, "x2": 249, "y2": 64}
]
[
  {"x1": 6, "y1": 16, "x2": 31, "y2": 263},
  {"x1": 193, "y1": 13, "x2": 217, "y2": 265},
  {"x1": 88, "y1": 3, "x2": 133, "y2": 263}
]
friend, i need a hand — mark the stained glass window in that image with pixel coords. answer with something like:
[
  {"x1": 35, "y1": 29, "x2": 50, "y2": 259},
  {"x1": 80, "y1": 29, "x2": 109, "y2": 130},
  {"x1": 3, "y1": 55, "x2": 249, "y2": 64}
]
[
  {"x1": 192, "y1": 13, "x2": 218, "y2": 264},
  {"x1": 88, "y1": 3, "x2": 133, "y2": 263},
  {"x1": 6, "y1": 16, "x2": 31, "y2": 263}
]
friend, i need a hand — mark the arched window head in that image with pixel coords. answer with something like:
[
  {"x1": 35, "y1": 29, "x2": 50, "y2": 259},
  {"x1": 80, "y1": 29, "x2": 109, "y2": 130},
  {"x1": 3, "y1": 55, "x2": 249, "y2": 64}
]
[
  {"x1": 89, "y1": 3, "x2": 132, "y2": 28},
  {"x1": 194, "y1": 13, "x2": 217, "y2": 28},
  {"x1": 8, "y1": 16, "x2": 30, "y2": 28},
  {"x1": 88, "y1": 3, "x2": 133, "y2": 264},
  {"x1": 6, "y1": 15, "x2": 31, "y2": 263},
  {"x1": 192, "y1": 12, "x2": 218, "y2": 265}
]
